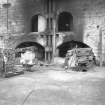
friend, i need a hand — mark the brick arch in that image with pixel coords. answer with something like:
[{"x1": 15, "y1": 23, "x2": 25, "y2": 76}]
[
  {"x1": 16, "y1": 41, "x2": 45, "y2": 61},
  {"x1": 6, "y1": 34, "x2": 46, "y2": 49},
  {"x1": 55, "y1": 32, "x2": 76, "y2": 48},
  {"x1": 57, "y1": 40, "x2": 90, "y2": 57},
  {"x1": 16, "y1": 41, "x2": 44, "y2": 48},
  {"x1": 57, "y1": 9, "x2": 74, "y2": 17},
  {"x1": 16, "y1": 37, "x2": 37, "y2": 48}
]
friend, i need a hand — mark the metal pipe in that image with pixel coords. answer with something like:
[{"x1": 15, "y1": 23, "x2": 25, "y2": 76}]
[
  {"x1": 52, "y1": 19, "x2": 56, "y2": 60},
  {"x1": 99, "y1": 26, "x2": 103, "y2": 67}
]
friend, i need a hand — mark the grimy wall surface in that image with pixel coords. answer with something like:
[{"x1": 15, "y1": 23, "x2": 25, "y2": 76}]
[
  {"x1": 56, "y1": 0, "x2": 105, "y2": 61},
  {"x1": 0, "y1": 0, "x2": 105, "y2": 61},
  {"x1": 0, "y1": 0, "x2": 45, "y2": 47},
  {"x1": 0, "y1": 0, "x2": 44, "y2": 35}
]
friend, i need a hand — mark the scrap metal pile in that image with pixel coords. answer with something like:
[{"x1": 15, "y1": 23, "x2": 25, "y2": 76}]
[
  {"x1": 65, "y1": 48, "x2": 94, "y2": 71},
  {"x1": 0, "y1": 46, "x2": 37, "y2": 77},
  {"x1": 0, "y1": 48, "x2": 24, "y2": 77}
]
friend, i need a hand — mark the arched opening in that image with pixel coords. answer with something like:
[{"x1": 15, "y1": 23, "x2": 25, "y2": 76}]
[
  {"x1": 57, "y1": 40, "x2": 90, "y2": 57},
  {"x1": 58, "y1": 12, "x2": 73, "y2": 32},
  {"x1": 31, "y1": 14, "x2": 46, "y2": 32},
  {"x1": 16, "y1": 41, "x2": 45, "y2": 61}
]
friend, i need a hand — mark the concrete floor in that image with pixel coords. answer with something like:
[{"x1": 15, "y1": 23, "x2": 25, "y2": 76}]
[{"x1": 0, "y1": 66, "x2": 105, "y2": 105}]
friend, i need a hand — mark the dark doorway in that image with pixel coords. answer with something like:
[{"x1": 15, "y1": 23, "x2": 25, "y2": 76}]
[
  {"x1": 31, "y1": 15, "x2": 38, "y2": 32},
  {"x1": 57, "y1": 40, "x2": 90, "y2": 57},
  {"x1": 16, "y1": 42, "x2": 45, "y2": 61},
  {"x1": 58, "y1": 12, "x2": 73, "y2": 32}
]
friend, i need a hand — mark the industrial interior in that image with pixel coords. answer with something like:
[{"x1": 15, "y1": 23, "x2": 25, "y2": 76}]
[{"x1": 0, "y1": 0, "x2": 105, "y2": 105}]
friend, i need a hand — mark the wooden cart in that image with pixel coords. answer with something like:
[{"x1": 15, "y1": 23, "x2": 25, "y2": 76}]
[{"x1": 65, "y1": 48, "x2": 94, "y2": 71}]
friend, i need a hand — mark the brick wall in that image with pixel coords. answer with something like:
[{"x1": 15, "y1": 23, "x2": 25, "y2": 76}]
[
  {"x1": 0, "y1": 0, "x2": 25, "y2": 35},
  {"x1": 55, "y1": 0, "x2": 105, "y2": 61},
  {"x1": 0, "y1": 0, "x2": 44, "y2": 48},
  {"x1": 0, "y1": 0, "x2": 105, "y2": 62},
  {"x1": 0, "y1": 0, "x2": 44, "y2": 35},
  {"x1": 0, "y1": 0, "x2": 25, "y2": 48}
]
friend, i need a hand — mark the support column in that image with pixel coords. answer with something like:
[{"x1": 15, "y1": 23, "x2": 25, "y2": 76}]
[
  {"x1": 52, "y1": 20, "x2": 56, "y2": 61},
  {"x1": 99, "y1": 26, "x2": 103, "y2": 67}
]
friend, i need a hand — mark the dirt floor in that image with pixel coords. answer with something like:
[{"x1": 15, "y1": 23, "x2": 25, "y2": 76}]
[{"x1": 0, "y1": 66, "x2": 105, "y2": 105}]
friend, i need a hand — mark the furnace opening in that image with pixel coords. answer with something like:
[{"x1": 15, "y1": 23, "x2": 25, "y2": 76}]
[
  {"x1": 16, "y1": 41, "x2": 45, "y2": 61},
  {"x1": 57, "y1": 40, "x2": 90, "y2": 57}
]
